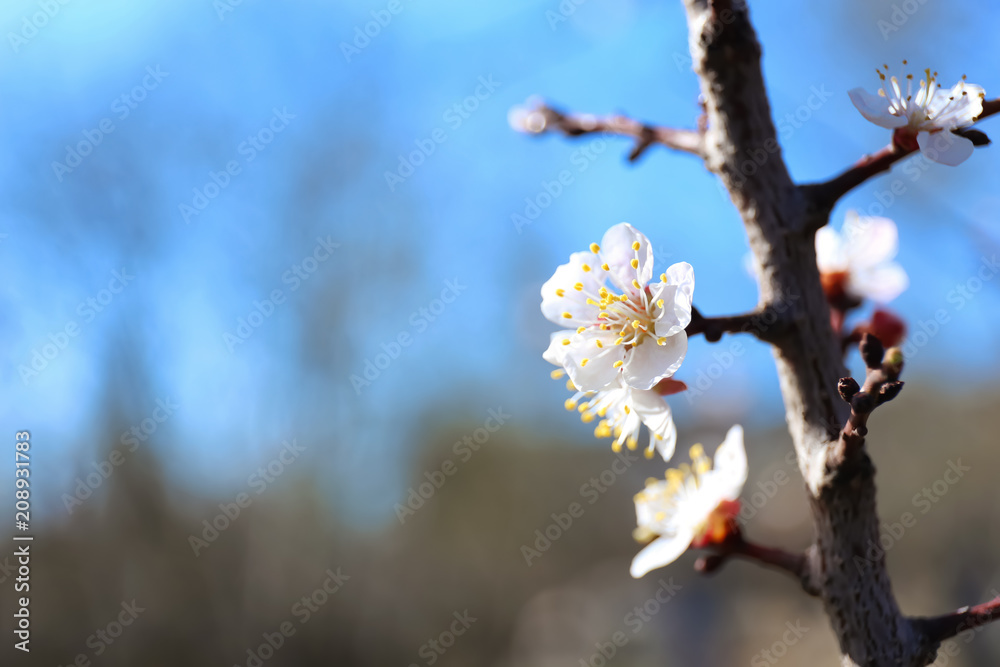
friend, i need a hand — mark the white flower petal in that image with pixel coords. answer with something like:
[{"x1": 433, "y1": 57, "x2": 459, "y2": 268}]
[
  {"x1": 851, "y1": 264, "x2": 909, "y2": 303},
  {"x1": 848, "y1": 87, "x2": 908, "y2": 129},
  {"x1": 712, "y1": 424, "x2": 748, "y2": 499},
  {"x1": 564, "y1": 341, "x2": 626, "y2": 392},
  {"x1": 540, "y1": 251, "x2": 605, "y2": 326},
  {"x1": 663, "y1": 262, "x2": 695, "y2": 329},
  {"x1": 630, "y1": 531, "x2": 694, "y2": 578},
  {"x1": 917, "y1": 130, "x2": 975, "y2": 166},
  {"x1": 542, "y1": 330, "x2": 577, "y2": 367},
  {"x1": 599, "y1": 223, "x2": 653, "y2": 296},
  {"x1": 815, "y1": 225, "x2": 846, "y2": 273},
  {"x1": 842, "y1": 211, "x2": 899, "y2": 269},
  {"x1": 630, "y1": 388, "x2": 677, "y2": 460},
  {"x1": 621, "y1": 332, "x2": 687, "y2": 391}
]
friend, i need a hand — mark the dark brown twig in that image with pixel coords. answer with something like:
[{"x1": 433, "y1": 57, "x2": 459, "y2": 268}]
[
  {"x1": 685, "y1": 304, "x2": 791, "y2": 343},
  {"x1": 913, "y1": 595, "x2": 1000, "y2": 645},
  {"x1": 695, "y1": 531, "x2": 819, "y2": 596},
  {"x1": 835, "y1": 334, "x2": 903, "y2": 452},
  {"x1": 802, "y1": 98, "x2": 1000, "y2": 213},
  {"x1": 515, "y1": 102, "x2": 705, "y2": 161}
]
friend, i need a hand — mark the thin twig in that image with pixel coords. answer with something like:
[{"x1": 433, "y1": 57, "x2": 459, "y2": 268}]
[
  {"x1": 515, "y1": 102, "x2": 705, "y2": 161},
  {"x1": 685, "y1": 304, "x2": 791, "y2": 343},
  {"x1": 802, "y1": 98, "x2": 1000, "y2": 212},
  {"x1": 695, "y1": 531, "x2": 819, "y2": 596},
  {"x1": 913, "y1": 595, "x2": 1000, "y2": 645}
]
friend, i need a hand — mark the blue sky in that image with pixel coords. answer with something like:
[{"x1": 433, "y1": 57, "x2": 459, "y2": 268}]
[{"x1": 2, "y1": 0, "x2": 999, "y2": 525}]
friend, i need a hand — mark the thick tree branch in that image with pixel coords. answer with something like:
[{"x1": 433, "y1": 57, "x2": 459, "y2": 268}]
[
  {"x1": 802, "y1": 98, "x2": 1000, "y2": 213},
  {"x1": 681, "y1": 1, "x2": 933, "y2": 664},
  {"x1": 513, "y1": 101, "x2": 705, "y2": 161}
]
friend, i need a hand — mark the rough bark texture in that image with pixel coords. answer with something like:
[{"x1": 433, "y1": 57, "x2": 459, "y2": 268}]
[{"x1": 680, "y1": 1, "x2": 934, "y2": 664}]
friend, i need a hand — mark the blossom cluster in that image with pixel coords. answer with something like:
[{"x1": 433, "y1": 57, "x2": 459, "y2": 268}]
[
  {"x1": 534, "y1": 63, "x2": 981, "y2": 577},
  {"x1": 541, "y1": 223, "x2": 749, "y2": 575}
]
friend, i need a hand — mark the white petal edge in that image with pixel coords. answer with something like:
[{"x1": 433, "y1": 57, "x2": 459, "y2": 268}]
[
  {"x1": 600, "y1": 223, "x2": 654, "y2": 296},
  {"x1": 847, "y1": 88, "x2": 908, "y2": 129},
  {"x1": 621, "y1": 332, "x2": 687, "y2": 391},
  {"x1": 630, "y1": 530, "x2": 694, "y2": 578},
  {"x1": 712, "y1": 424, "x2": 748, "y2": 499},
  {"x1": 917, "y1": 131, "x2": 974, "y2": 166}
]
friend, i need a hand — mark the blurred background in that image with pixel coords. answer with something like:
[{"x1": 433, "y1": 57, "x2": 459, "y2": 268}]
[{"x1": 2, "y1": 1, "x2": 999, "y2": 665}]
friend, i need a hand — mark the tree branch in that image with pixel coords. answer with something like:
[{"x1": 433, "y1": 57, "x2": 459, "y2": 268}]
[
  {"x1": 695, "y1": 531, "x2": 820, "y2": 596},
  {"x1": 802, "y1": 98, "x2": 1000, "y2": 212},
  {"x1": 512, "y1": 101, "x2": 705, "y2": 161},
  {"x1": 685, "y1": 304, "x2": 791, "y2": 343},
  {"x1": 913, "y1": 595, "x2": 1000, "y2": 645},
  {"x1": 835, "y1": 334, "x2": 903, "y2": 443}
]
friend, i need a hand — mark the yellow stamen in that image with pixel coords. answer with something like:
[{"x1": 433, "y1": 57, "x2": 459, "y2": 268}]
[
  {"x1": 613, "y1": 360, "x2": 623, "y2": 368},
  {"x1": 550, "y1": 369, "x2": 565, "y2": 379},
  {"x1": 562, "y1": 312, "x2": 572, "y2": 319},
  {"x1": 631, "y1": 241, "x2": 641, "y2": 251},
  {"x1": 564, "y1": 399, "x2": 577, "y2": 410},
  {"x1": 581, "y1": 264, "x2": 591, "y2": 272},
  {"x1": 555, "y1": 288, "x2": 565, "y2": 297},
  {"x1": 630, "y1": 258, "x2": 639, "y2": 269},
  {"x1": 590, "y1": 243, "x2": 600, "y2": 253}
]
